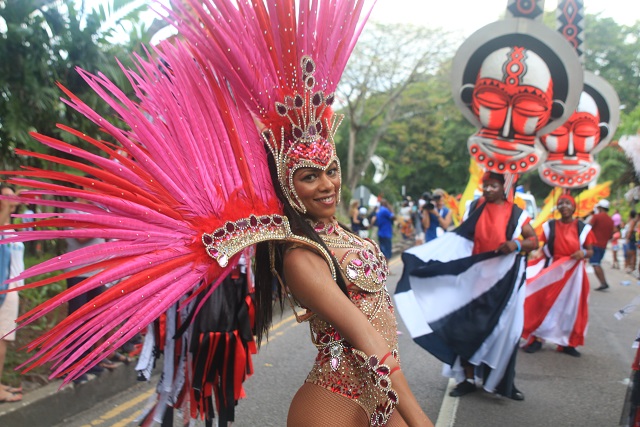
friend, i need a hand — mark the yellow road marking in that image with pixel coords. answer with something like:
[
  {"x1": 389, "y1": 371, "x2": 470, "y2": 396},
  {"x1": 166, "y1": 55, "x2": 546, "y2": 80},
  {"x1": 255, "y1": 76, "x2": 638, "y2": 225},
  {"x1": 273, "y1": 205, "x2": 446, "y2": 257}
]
[
  {"x1": 82, "y1": 387, "x2": 155, "y2": 426},
  {"x1": 83, "y1": 254, "x2": 403, "y2": 424},
  {"x1": 110, "y1": 409, "x2": 144, "y2": 427}
]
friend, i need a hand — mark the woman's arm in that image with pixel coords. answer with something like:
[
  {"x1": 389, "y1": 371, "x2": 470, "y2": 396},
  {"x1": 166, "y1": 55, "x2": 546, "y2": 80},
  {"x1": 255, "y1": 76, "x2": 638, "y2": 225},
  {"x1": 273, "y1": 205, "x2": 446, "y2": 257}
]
[
  {"x1": 283, "y1": 248, "x2": 433, "y2": 427},
  {"x1": 437, "y1": 209, "x2": 452, "y2": 230}
]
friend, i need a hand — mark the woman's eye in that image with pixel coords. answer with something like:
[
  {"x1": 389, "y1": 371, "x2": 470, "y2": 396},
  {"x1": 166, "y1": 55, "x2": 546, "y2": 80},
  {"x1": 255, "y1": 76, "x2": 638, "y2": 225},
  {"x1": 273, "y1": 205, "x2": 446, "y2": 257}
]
[{"x1": 327, "y1": 168, "x2": 338, "y2": 176}]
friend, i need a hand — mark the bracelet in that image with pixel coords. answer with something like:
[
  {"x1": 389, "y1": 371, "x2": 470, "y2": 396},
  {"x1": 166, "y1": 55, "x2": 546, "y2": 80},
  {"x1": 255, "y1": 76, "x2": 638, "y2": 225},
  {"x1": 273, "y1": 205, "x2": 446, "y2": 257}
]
[
  {"x1": 514, "y1": 239, "x2": 522, "y2": 252},
  {"x1": 390, "y1": 366, "x2": 401, "y2": 375}
]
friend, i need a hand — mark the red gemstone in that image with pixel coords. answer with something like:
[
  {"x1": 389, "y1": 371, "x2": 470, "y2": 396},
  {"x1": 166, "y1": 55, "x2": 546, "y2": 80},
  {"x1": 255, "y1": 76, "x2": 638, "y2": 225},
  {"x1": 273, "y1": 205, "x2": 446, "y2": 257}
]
[
  {"x1": 260, "y1": 216, "x2": 271, "y2": 225},
  {"x1": 276, "y1": 103, "x2": 287, "y2": 116},
  {"x1": 207, "y1": 247, "x2": 218, "y2": 257},
  {"x1": 305, "y1": 59, "x2": 315, "y2": 73},
  {"x1": 294, "y1": 94, "x2": 304, "y2": 108},
  {"x1": 273, "y1": 215, "x2": 283, "y2": 225},
  {"x1": 213, "y1": 229, "x2": 226, "y2": 238},
  {"x1": 312, "y1": 92, "x2": 322, "y2": 106},
  {"x1": 379, "y1": 378, "x2": 388, "y2": 388},
  {"x1": 326, "y1": 94, "x2": 334, "y2": 105},
  {"x1": 369, "y1": 356, "x2": 379, "y2": 368},
  {"x1": 202, "y1": 234, "x2": 213, "y2": 245},
  {"x1": 225, "y1": 222, "x2": 235, "y2": 232},
  {"x1": 237, "y1": 220, "x2": 248, "y2": 229},
  {"x1": 377, "y1": 366, "x2": 390, "y2": 375},
  {"x1": 306, "y1": 76, "x2": 315, "y2": 88},
  {"x1": 250, "y1": 216, "x2": 258, "y2": 227}
]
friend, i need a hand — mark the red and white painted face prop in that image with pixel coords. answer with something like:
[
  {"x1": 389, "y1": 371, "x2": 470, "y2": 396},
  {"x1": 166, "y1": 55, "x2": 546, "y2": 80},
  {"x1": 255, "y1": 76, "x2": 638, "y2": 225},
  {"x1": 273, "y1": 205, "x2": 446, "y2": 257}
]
[
  {"x1": 451, "y1": 19, "x2": 584, "y2": 176},
  {"x1": 539, "y1": 92, "x2": 600, "y2": 187},
  {"x1": 468, "y1": 47, "x2": 552, "y2": 173},
  {"x1": 538, "y1": 71, "x2": 620, "y2": 188}
]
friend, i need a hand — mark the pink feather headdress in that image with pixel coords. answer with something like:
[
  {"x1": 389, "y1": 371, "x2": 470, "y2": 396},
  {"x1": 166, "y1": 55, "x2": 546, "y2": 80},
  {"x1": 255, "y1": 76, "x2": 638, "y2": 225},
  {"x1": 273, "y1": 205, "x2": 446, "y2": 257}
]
[
  {"x1": 169, "y1": 0, "x2": 374, "y2": 212},
  {"x1": 0, "y1": 0, "x2": 373, "y2": 383}
]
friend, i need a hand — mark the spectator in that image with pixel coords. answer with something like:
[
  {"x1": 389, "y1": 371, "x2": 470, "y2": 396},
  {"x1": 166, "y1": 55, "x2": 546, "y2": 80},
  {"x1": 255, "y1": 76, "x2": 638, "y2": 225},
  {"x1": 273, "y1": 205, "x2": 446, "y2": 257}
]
[
  {"x1": 589, "y1": 199, "x2": 615, "y2": 291},
  {"x1": 624, "y1": 211, "x2": 638, "y2": 274},
  {"x1": 371, "y1": 199, "x2": 395, "y2": 260},
  {"x1": 0, "y1": 184, "x2": 24, "y2": 403},
  {"x1": 358, "y1": 206, "x2": 370, "y2": 239},
  {"x1": 611, "y1": 225, "x2": 621, "y2": 269},
  {"x1": 349, "y1": 200, "x2": 363, "y2": 236},
  {"x1": 612, "y1": 209, "x2": 622, "y2": 229}
]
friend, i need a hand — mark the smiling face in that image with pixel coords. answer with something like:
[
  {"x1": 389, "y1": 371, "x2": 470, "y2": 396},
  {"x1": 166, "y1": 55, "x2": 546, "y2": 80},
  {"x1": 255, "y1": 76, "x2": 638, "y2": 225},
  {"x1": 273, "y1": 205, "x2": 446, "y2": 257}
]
[
  {"x1": 557, "y1": 197, "x2": 576, "y2": 221},
  {"x1": 482, "y1": 178, "x2": 505, "y2": 203},
  {"x1": 292, "y1": 161, "x2": 341, "y2": 223}
]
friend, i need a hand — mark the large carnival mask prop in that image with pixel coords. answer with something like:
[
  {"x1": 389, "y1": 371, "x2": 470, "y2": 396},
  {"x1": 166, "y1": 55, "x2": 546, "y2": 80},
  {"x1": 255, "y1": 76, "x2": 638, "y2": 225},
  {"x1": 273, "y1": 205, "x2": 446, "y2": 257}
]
[
  {"x1": 451, "y1": 19, "x2": 583, "y2": 174},
  {"x1": 262, "y1": 57, "x2": 342, "y2": 214},
  {"x1": 539, "y1": 71, "x2": 620, "y2": 188}
]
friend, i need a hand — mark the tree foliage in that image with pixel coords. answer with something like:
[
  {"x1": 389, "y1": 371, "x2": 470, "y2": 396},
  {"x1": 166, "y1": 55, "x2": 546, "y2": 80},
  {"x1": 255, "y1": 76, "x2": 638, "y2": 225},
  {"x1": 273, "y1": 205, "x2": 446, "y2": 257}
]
[
  {"x1": 0, "y1": 0, "x2": 163, "y2": 170},
  {"x1": 335, "y1": 22, "x2": 456, "y2": 204}
]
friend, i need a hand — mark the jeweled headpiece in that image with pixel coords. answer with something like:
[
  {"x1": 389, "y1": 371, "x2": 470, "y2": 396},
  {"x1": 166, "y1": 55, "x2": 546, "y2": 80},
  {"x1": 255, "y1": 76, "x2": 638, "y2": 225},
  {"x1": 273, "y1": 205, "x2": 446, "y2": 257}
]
[{"x1": 263, "y1": 57, "x2": 342, "y2": 213}]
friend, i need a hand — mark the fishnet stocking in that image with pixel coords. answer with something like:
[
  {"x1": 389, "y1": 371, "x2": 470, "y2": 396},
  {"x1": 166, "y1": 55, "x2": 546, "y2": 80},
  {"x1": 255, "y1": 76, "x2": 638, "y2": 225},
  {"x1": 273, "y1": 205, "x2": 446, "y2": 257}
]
[{"x1": 287, "y1": 383, "x2": 408, "y2": 427}]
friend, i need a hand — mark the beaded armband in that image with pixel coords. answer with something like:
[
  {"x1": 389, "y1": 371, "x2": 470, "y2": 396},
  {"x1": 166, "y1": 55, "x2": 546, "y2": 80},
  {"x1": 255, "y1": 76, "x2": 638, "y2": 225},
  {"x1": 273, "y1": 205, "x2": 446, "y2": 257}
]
[{"x1": 353, "y1": 349, "x2": 400, "y2": 426}]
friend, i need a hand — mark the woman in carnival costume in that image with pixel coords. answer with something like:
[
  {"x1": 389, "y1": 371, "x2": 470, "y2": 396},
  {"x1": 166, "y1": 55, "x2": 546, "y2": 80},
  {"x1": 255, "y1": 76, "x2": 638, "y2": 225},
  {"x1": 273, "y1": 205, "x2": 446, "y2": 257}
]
[
  {"x1": 522, "y1": 193, "x2": 595, "y2": 358},
  {"x1": 0, "y1": 0, "x2": 432, "y2": 425}
]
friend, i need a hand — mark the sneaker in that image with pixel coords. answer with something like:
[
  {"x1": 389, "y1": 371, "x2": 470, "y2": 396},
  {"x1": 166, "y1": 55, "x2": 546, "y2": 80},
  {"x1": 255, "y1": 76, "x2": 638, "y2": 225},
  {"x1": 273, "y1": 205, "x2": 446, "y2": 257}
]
[
  {"x1": 558, "y1": 346, "x2": 581, "y2": 357},
  {"x1": 595, "y1": 284, "x2": 609, "y2": 291},
  {"x1": 523, "y1": 339, "x2": 542, "y2": 353},
  {"x1": 449, "y1": 380, "x2": 477, "y2": 397}
]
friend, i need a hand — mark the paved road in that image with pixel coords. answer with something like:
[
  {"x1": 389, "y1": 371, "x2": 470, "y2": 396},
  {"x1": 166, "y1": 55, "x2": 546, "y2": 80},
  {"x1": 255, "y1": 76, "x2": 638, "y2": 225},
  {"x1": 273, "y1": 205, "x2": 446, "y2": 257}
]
[{"x1": 54, "y1": 251, "x2": 640, "y2": 426}]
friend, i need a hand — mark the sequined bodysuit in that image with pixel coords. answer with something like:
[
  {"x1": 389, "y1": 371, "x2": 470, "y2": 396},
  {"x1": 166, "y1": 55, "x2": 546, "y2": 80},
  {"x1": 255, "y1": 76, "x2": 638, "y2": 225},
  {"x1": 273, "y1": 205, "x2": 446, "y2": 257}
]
[{"x1": 301, "y1": 220, "x2": 400, "y2": 425}]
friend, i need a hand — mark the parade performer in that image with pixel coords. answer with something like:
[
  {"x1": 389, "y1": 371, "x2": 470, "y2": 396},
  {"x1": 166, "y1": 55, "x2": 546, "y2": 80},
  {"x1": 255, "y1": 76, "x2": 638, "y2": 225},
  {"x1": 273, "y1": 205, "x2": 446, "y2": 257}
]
[
  {"x1": 522, "y1": 193, "x2": 595, "y2": 357},
  {"x1": 395, "y1": 172, "x2": 537, "y2": 401},
  {"x1": 0, "y1": 0, "x2": 432, "y2": 425}
]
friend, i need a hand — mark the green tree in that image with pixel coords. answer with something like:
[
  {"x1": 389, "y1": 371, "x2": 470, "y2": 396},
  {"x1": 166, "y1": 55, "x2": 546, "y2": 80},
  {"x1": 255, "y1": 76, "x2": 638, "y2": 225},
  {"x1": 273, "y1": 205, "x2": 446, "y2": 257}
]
[
  {"x1": 336, "y1": 22, "x2": 455, "y2": 204},
  {"x1": 0, "y1": 0, "x2": 163, "y2": 169}
]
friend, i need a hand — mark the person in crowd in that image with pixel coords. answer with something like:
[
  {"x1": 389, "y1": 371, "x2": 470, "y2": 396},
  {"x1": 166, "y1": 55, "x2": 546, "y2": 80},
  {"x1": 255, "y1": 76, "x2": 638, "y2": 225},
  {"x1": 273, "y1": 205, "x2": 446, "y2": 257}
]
[
  {"x1": 611, "y1": 224, "x2": 621, "y2": 269},
  {"x1": 371, "y1": 198, "x2": 395, "y2": 260},
  {"x1": 349, "y1": 200, "x2": 363, "y2": 236},
  {"x1": 422, "y1": 190, "x2": 452, "y2": 242},
  {"x1": 589, "y1": 199, "x2": 615, "y2": 291},
  {"x1": 612, "y1": 208, "x2": 622, "y2": 229},
  {"x1": 522, "y1": 193, "x2": 595, "y2": 358},
  {"x1": 625, "y1": 211, "x2": 639, "y2": 275},
  {"x1": 0, "y1": 184, "x2": 24, "y2": 403},
  {"x1": 357, "y1": 206, "x2": 370, "y2": 239},
  {"x1": 399, "y1": 199, "x2": 414, "y2": 240}
]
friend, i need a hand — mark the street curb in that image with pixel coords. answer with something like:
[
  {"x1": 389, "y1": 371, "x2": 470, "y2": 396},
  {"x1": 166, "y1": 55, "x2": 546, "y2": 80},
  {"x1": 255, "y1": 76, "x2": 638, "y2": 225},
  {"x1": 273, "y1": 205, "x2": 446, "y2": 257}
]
[{"x1": 0, "y1": 363, "x2": 141, "y2": 427}]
